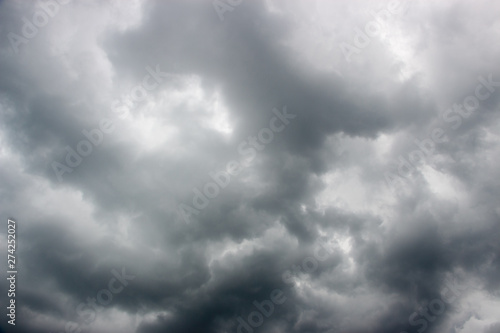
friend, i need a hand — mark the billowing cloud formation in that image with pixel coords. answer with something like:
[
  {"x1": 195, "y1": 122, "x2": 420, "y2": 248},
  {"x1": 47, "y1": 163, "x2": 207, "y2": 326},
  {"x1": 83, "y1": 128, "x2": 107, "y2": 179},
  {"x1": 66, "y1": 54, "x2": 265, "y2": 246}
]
[{"x1": 1, "y1": 0, "x2": 500, "y2": 332}]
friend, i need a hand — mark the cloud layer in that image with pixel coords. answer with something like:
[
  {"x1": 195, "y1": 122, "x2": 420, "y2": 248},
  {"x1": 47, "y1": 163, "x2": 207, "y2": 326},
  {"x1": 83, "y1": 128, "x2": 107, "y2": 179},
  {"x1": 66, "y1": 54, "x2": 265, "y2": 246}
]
[{"x1": 1, "y1": 0, "x2": 500, "y2": 332}]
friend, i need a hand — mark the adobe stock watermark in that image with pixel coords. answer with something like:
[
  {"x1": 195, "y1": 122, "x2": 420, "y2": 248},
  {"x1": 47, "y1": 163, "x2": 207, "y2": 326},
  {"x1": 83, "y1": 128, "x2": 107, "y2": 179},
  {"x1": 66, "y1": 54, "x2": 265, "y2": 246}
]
[
  {"x1": 212, "y1": 0, "x2": 243, "y2": 22},
  {"x1": 52, "y1": 267, "x2": 135, "y2": 333},
  {"x1": 51, "y1": 119, "x2": 114, "y2": 182},
  {"x1": 177, "y1": 106, "x2": 296, "y2": 223},
  {"x1": 8, "y1": 0, "x2": 71, "y2": 54},
  {"x1": 53, "y1": 63, "x2": 167, "y2": 182},
  {"x1": 400, "y1": 277, "x2": 467, "y2": 333},
  {"x1": 236, "y1": 239, "x2": 335, "y2": 333},
  {"x1": 339, "y1": 0, "x2": 407, "y2": 63},
  {"x1": 110, "y1": 64, "x2": 169, "y2": 120},
  {"x1": 385, "y1": 74, "x2": 500, "y2": 188}
]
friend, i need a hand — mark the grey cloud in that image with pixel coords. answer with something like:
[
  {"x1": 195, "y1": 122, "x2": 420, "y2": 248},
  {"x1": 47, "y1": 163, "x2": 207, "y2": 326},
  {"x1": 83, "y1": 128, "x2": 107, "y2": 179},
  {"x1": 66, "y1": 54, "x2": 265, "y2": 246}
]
[{"x1": 1, "y1": 0, "x2": 500, "y2": 333}]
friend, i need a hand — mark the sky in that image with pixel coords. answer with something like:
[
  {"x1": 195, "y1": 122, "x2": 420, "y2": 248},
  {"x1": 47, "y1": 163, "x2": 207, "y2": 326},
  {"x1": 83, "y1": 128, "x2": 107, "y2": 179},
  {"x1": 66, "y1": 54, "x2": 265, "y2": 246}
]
[{"x1": 1, "y1": 0, "x2": 500, "y2": 332}]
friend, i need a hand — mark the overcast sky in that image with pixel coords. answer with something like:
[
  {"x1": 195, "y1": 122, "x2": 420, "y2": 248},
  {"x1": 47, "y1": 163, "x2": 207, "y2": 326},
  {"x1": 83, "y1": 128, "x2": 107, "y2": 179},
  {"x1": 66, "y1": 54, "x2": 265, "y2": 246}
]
[{"x1": 1, "y1": 0, "x2": 500, "y2": 332}]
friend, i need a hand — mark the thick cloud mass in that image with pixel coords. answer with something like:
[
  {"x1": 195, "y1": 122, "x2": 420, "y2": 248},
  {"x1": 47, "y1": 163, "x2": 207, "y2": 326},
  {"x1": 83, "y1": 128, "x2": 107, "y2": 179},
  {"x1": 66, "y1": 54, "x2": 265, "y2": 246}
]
[{"x1": 1, "y1": 0, "x2": 500, "y2": 332}]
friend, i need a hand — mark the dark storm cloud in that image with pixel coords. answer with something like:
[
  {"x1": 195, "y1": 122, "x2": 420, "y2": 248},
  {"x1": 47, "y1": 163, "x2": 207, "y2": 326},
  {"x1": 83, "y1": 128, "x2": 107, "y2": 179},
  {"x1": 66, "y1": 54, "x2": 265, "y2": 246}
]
[{"x1": 1, "y1": 0, "x2": 500, "y2": 333}]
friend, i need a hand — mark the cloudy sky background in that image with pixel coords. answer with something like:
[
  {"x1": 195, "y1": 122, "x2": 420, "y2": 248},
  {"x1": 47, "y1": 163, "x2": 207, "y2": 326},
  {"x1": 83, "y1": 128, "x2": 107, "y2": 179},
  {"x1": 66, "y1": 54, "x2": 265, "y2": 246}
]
[{"x1": 1, "y1": 0, "x2": 500, "y2": 332}]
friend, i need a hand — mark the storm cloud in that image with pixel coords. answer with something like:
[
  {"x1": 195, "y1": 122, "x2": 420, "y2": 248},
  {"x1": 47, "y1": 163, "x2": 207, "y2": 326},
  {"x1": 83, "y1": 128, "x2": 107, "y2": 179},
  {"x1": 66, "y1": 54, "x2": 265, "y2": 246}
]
[{"x1": 1, "y1": 0, "x2": 500, "y2": 332}]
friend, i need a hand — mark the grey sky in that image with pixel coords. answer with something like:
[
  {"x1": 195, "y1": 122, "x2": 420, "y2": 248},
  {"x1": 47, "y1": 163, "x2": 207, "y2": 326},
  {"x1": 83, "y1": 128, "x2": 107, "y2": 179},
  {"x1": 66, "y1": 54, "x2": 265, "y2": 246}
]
[{"x1": 1, "y1": 0, "x2": 500, "y2": 333}]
